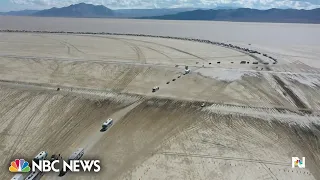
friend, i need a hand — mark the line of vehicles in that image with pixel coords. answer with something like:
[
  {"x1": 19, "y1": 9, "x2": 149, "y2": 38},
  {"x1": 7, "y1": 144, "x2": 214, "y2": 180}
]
[
  {"x1": 58, "y1": 148, "x2": 84, "y2": 177},
  {"x1": 153, "y1": 66, "x2": 191, "y2": 93},
  {"x1": 11, "y1": 152, "x2": 48, "y2": 180},
  {"x1": 11, "y1": 118, "x2": 113, "y2": 180},
  {"x1": 11, "y1": 149, "x2": 84, "y2": 180},
  {"x1": 23, "y1": 151, "x2": 50, "y2": 180}
]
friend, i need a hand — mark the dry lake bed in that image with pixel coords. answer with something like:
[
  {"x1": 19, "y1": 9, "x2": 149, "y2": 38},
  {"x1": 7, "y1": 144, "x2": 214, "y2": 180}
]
[{"x1": 0, "y1": 16, "x2": 320, "y2": 180}]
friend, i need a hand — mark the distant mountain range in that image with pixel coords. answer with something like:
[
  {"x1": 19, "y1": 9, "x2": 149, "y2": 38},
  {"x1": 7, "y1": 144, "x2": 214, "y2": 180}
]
[
  {"x1": 0, "y1": 3, "x2": 199, "y2": 18},
  {"x1": 139, "y1": 8, "x2": 320, "y2": 23},
  {"x1": 0, "y1": 3, "x2": 319, "y2": 23},
  {"x1": 0, "y1": 10, "x2": 38, "y2": 16},
  {"x1": 32, "y1": 3, "x2": 114, "y2": 17},
  {"x1": 114, "y1": 8, "x2": 199, "y2": 17}
]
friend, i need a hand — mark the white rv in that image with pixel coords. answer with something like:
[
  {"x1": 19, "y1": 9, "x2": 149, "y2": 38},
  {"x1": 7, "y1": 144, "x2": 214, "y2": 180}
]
[
  {"x1": 101, "y1": 118, "x2": 113, "y2": 132},
  {"x1": 68, "y1": 148, "x2": 84, "y2": 160},
  {"x1": 58, "y1": 148, "x2": 84, "y2": 177},
  {"x1": 11, "y1": 174, "x2": 23, "y2": 180},
  {"x1": 33, "y1": 151, "x2": 48, "y2": 164},
  {"x1": 25, "y1": 171, "x2": 44, "y2": 180}
]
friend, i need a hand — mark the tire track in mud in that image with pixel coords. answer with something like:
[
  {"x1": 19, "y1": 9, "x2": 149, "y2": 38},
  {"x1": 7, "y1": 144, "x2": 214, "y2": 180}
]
[
  {"x1": 80, "y1": 35, "x2": 207, "y2": 63},
  {"x1": 0, "y1": 90, "x2": 29, "y2": 113},
  {"x1": 0, "y1": 92, "x2": 33, "y2": 138},
  {"x1": 0, "y1": 30, "x2": 279, "y2": 66},
  {"x1": 0, "y1": 88, "x2": 15, "y2": 103},
  {"x1": 112, "y1": 37, "x2": 208, "y2": 62},
  {"x1": 113, "y1": 66, "x2": 144, "y2": 92},
  {"x1": 272, "y1": 75, "x2": 309, "y2": 112},
  {"x1": 177, "y1": 105, "x2": 203, "y2": 168},
  {"x1": 124, "y1": 41, "x2": 146, "y2": 63},
  {"x1": 141, "y1": 45, "x2": 173, "y2": 61},
  {"x1": 165, "y1": 101, "x2": 201, "y2": 136},
  {"x1": 261, "y1": 163, "x2": 279, "y2": 180},
  {"x1": 33, "y1": 34, "x2": 85, "y2": 55},
  {"x1": 40, "y1": 96, "x2": 107, "y2": 154},
  {"x1": 157, "y1": 152, "x2": 289, "y2": 166},
  {"x1": 80, "y1": 100, "x2": 143, "y2": 152},
  {"x1": 50, "y1": 101, "x2": 144, "y2": 180},
  {"x1": 0, "y1": 79, "x2": 319, "y2": 117},
  {"x1": 0, "y1": 97, "x2": 34, "y2": 166},
  {"x1": 117, "y1": 101, "x2": 145, "y2": 126},
  {"x1": 4, "y1": 53, "x2": 311, "y2": 76},
  {"x1": 53, "y1": 102, "x2": 94, "y2": 148},
  {"x1": 161, "y1": 105, "x2": 201, "y2": 145},
  {"x1": 97, "y1": 99, "x2": 197, "y2": 179},
  {"x1": 240, "y1": 116, "x2": 282, "y2": 153},
  {"x1": 203, "y1": 114, "x2": 247, "y2": 153},
  {"x1": 1, "y1": 30, "x2": 318, "y2": 177},
  {"x1": 85, "y1": 35, "x2": 147, "y2": 63},
  {"x1": 30, "y1": 35, "x2": 84, "y2": 78},
  {"x1": 78, "y1": 35, "x2": 146, "y2": 91},
  {"x1": 140, "y1": 66, "x2": 152, "y2": 78},
  {"x1": 30, "y1": 55, "x2": 43, "y2": 65},
  {"x1": 243, "y1": 76, "x2": 285, "y2": 107},
  {"x1": 6, "y1": 94, "x2": 51, "y2": 162},
  {"x1": 107, "y1": 108, "x2": 186, "y2": 179},
  {"x1": 0, "y1": 99, "x2": 31, "y2": 136},
  {"x1": 1, "y1": 86, "x2": 318, "y2": 179},
  {"x1": 197, "y1": 81, "x2": 230, "y2": 99},
  {"x1": 40, "y1": 97, "x2": 83, "y2": 149},
  {"x1": 62, "y1": 40, "x2": 86, "y2": 54},
  {"x1": 50, "y1": 61, "x2": 61, "y2": 78},
  {"x1": 204, "y1": 101, "x2": 316, "y2": 116}
]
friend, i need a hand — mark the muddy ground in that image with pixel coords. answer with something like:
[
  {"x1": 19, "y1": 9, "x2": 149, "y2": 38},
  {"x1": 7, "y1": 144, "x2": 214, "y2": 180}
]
[
  {"x1": 0, "y1": 85, "x2": 319, "y2": 180},
  {"x1": 0, "y1": 32, "x2": 319, "y2": 180}
]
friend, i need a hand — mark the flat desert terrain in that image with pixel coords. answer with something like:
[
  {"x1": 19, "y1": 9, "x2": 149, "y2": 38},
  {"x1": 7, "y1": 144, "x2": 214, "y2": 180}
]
[{"x1": 0, "y1": 17, "x2": 320, "y2": 180}]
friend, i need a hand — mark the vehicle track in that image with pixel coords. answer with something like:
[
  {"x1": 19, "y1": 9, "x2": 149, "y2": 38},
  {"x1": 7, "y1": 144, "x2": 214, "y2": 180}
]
[
  {"x1": 2, "y1": 31, "x2": 320, "y2": 180},
  {"x1": 261, "y1": 163, "x2": 279, "y2": 180},
  {"x1": 111, "y1": 36, "x2": 209, "y2": 62},
  {"x1": 113, "y1": 66, "x2": 144, "y2": 92},
  {"x1": 83, "y1": 35, "x2": 147, "y2": 64},
  {"x1": 242, "y1": 76, "x2": 286, "y2": 107},
  {"x1": 33, "y1": 34, "x2": 86, "y2": 55},
  {"x1": 0, "y1": 90, "x2": 30, "y2": 115},
  {"x1": 49, "y1": 102, "x2": 90, "y2": 148},
  {"x1": 1, "y1": 79, "x2": 319, "y2": 117},
  {"x1": 273, "y1": 75, "x2": 309, "y2": 110},
  {"x1": 105, "y1": 99, "x2": 201, "y2": 180},
  {"x1": 62, "y1": 40, "x2": 86, "y2": 54},
  {"x1": 121, "y1": 40, "x2": 146, "y2": 64},
  {"x1": 73, "y1": 36, "x2": 147, "y2": 90},
  {"x1": 1, "y1": 84, "x2": 319, "y2": 179},
  {"x1": 3, "y1": 54, "x2": 320, "y2": 76},
  {"x1": 6, "y1": 94, "x2": 51, "y2": 163},
  {"x1": 157, "y1": 152, "x2": 289, "y2": 166},
  {"x1": 0, "y1": 92, "x2": 33, "y2": 136},
  {"x1": 0, "y1": 97, "x2": 34, "y2": 166},
  {"x1": 141, "y1": 45, "x2": 173, "y2": 61},
  {"x1": 80, "y1": 34, "x2": 207, "y2": 63},
  {"x1": 0, "y1": 30, "x2": 280, "y2": 65},
  {"x1": 117, "y1": 41, "x2": 146, "y2": 63}
]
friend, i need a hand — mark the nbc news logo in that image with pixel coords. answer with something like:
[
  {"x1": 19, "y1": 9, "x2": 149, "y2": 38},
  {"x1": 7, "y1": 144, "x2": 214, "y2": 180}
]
[{"x1": 292, "y1": 157, "x2": 305, "y2": 168}]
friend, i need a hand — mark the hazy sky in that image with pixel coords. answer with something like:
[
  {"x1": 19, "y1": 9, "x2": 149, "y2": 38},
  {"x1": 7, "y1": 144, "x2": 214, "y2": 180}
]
[{"x1": 1, "y1": 0, "x2": 320, "y2": 11}]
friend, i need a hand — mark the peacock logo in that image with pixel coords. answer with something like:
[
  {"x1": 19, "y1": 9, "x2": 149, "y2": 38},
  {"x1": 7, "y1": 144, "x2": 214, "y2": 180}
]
[
  {"x1": 295, "y1": 159, "x2": 303, "y2": 166},
  {"x1": 9, "y1": 159, "x2": 31, "y2": 172},
  {"x1": 292, "y1": 157, "x2": 305, "y2": 168}
]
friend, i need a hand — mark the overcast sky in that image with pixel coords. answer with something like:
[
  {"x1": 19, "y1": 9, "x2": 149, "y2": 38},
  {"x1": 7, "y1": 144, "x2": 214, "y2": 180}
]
[{"x1": 1, "y1": 0, "x2": 320, "y2": 11}]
